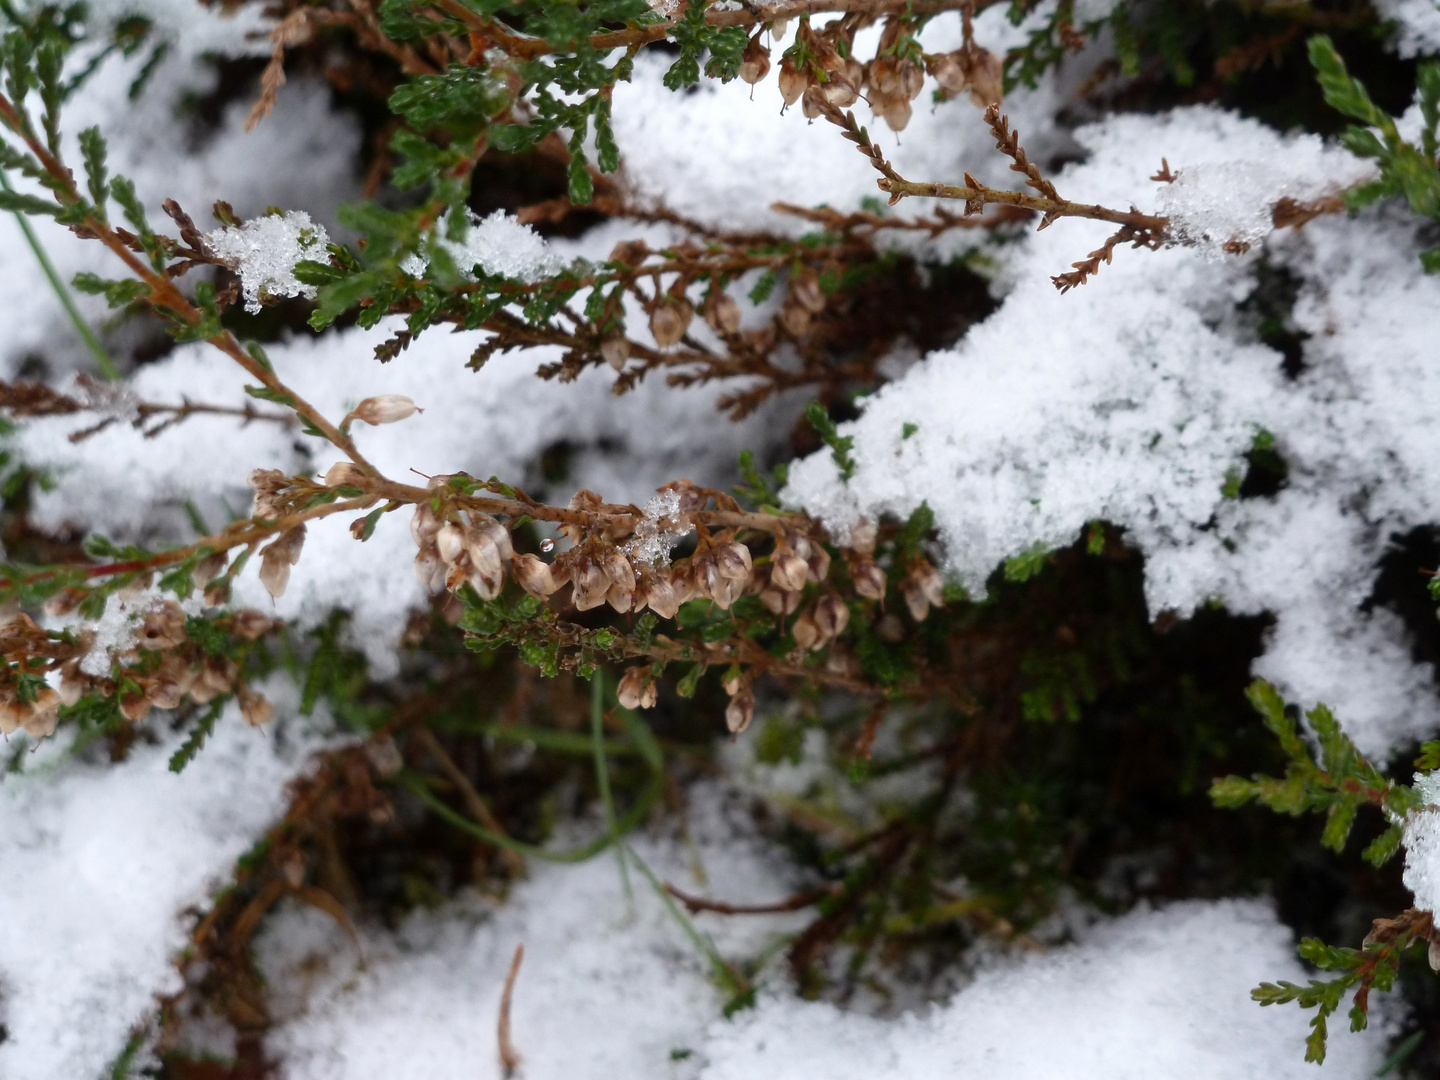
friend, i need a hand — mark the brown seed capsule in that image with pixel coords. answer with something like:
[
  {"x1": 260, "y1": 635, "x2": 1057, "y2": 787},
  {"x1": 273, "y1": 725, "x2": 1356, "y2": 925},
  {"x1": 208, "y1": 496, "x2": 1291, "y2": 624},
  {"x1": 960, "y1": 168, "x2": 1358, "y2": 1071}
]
[
  {"x1": 231, "y1": 609, "x2": 274, "y2": 641},
  {"x1": 780, "y1": 300, "x2": 812, "y2": 338},
  {"x1": 324, "y1": 461, "x2": 368, "y2": 488},
  {"x1": 601, "y1": 334, "x2": 630, "y2": 371},
  {"x1": 436, "y1": 523, "x2": 466, "y2": 567},
  {"x1": 726, "y1": 686, "x2": 755, "y2": 734},
  {"x1": 880, "y1": 95, "x2": 912, "y2": 132},
  {"x1": 963, "y1": 48, "x2": 1004, "y2": 108},
  {"x1": 411, "y1": 502, "x2": 442, "y2": 547},
  {"x1": 902, "y1": 579, "x2": 931, "y2": 623},
  {"x1": 771, "y1": 548, "x2": 810, "y2": 593},
  {"x1": 119, "y1": 689, "x2": 152, "y2": 724},
  {"x1": 238, "y1": 685, "x2": 274, "y2": 727},
  {"x1": 414, "y1": 546, "x2": 445, "y2": 589},
  {"x1": 704, "y1": 290, "x2": 742, "y2": 336},
  {"x1": 777, "y1": 59, "x2": 806, "y2": 105},
  {"x1": 598, "y1": 546, "x2": 636, "y2": 592},
  {"x1": 760, "y1": 586, "x2": 800, "y2": 616},
  {"x1": 138, "y1": 600, "x2": 187, "y2": 651},
  {"x1": 607, "y1": 581, "x2": 634, "y2": 614},
  {"x1": 511, "y1": 553, "x2": 559, "y2": 598},
  {"x1": 617, "y1": 666, "x2": 657, "y2": 710},
  {"x1": 852, "y1": 558, "x2": 887, "y2": 601},
  {"x1": 348, "y1": 394, "x2": 419, "y2": 426},
  {"x1": 191, "y1": 551, "x2": 228, "y2": 590},
  {"x1": 739, "y1": 37, "x2": 771, "y2": 84},
  {"x1": 848, "y1": 519, "x2": 878, "y2": 556},
  {"x1": 650, "y1": 299, "x2": 693, "y2": 348},
  {"x1": 714, "y1": 542, "x2": 753, "y2": 582},
  {"x1": 792, "y1": 612, "x2": 821, "y2": 651},
  {"x1": 58, "y1": 659, "x2": 87, "y2": 707},
  {"x1": 792, "y1": 268, "x2": 826, "y2": 314},
  {"x1": 813, "y1": 594, "x2": 850, "y2": 639}
]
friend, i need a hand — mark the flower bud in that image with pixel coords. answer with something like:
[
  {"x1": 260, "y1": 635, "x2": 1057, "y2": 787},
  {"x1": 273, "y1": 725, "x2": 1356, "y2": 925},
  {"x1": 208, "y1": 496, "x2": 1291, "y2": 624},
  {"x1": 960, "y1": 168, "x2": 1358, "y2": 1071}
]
[
  {"x1": 239, "y1": 685, "x2": 274, "y2": 726},
  {"x1": 778, "y1": 59, "x2": 806, "y2": 106},
  {"x1": 726, "y1": 686, "x2": 755, "y2": 734},
  {"x1": 324, "y1": 461, "x2": 368, "y2": 488},
  {"x1": 704, "y1": 290, "x2": 742, "y2": 336},
  {"x1": 739, "y1": 37, "x2": 770, "y2": 84},
  {"x1": 771, "y1": 548, "x2": 810, "y2": 593},
  {"x1": 511, "y1": 553, "x2": 559, "y2": 598},
  {"x1": 601, "y1": 334, "x2": 630, "y2": 371},
  {"x1": 813, "y1": 594, "x2": 850, "y2": 639},
  {"x1": 650, "y1": 299, "x2": 693, "y2": 347},
  {"x1": 349, "y1": 394, "x2": 419, "y2": 426},
  {"x1": 852, "y1": 558, "x2": 887, "y2": 601}
]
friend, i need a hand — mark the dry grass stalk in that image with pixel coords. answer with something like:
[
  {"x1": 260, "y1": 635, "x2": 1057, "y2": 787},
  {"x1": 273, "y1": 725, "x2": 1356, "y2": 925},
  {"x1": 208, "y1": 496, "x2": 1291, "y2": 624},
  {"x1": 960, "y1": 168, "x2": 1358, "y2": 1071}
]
[{"x1": 498, "y1": 943, "x2": 525, "y2": 1079}]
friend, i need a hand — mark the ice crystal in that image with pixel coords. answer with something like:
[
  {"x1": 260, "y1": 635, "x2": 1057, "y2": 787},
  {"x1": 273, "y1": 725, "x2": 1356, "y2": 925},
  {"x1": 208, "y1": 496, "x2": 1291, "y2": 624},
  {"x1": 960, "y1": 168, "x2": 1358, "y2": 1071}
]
[{"x1": 206, "y1": 210, "x2": 330, "y2": 314}]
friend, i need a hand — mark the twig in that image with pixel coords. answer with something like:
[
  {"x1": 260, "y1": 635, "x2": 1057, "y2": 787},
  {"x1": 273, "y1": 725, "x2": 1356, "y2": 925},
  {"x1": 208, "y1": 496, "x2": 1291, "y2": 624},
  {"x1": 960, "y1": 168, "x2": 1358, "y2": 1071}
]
[
  {"x1": 498, "y1": 943, "x2": 525, "y2": 1079},
  {"x1": 664, "y1": 881, "x2": 836, "y2": 915}
]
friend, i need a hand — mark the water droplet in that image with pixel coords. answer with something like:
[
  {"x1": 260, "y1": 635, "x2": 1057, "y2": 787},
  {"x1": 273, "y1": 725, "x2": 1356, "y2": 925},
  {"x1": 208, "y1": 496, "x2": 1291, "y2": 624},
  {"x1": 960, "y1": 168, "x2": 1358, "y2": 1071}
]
[{"x1": 540, "y1": 538, "x2": 555, "y2": 553}]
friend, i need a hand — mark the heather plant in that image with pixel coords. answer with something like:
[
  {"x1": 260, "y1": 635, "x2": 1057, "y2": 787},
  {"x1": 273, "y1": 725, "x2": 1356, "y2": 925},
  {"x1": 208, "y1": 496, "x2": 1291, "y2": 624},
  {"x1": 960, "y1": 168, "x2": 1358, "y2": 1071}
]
[{"x1": 0, "y1": 0, "x2": 1439, "y2": 1077}]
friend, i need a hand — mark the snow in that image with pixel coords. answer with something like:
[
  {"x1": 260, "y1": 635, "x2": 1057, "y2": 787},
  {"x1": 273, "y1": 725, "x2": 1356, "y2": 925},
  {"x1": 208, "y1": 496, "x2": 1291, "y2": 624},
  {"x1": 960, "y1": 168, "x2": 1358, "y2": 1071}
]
[
  {"x1": 0, "y1": 690, "x2": 332, "y2": 1080},
  {"x1": 260, "y1": 808, "x2": 1387, "y2": 1080},
  {"x1": 208, "y1": 211, "x2": 331, "y2": 314},
  {"x1": 1376, "y1": 0, "x2": 1440, "y2": 58},
  {"x1": 403, "y1": 209, "x2": 565, "y2": 283},
  {"x1": 1404, "y1": 772, "x2": 1440, "y2": 913},
  {"x1": 782, "y1": 106, "x2": 1437, "y2": 759}
]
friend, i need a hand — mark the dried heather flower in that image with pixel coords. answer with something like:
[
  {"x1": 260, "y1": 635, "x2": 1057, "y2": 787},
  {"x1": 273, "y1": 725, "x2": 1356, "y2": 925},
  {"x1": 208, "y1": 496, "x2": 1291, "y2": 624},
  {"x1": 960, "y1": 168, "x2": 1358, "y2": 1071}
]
[
  {"x1": 912, "y1": 559, "x2": 945, "y2": 607},
  {"x1": 771, "y1": 548, "x2": 810, "y2": 593},
  {"x1": 713, "y1": 575, "x2": 746, "y2": 610},
  {"x1": 58, "y1": 659, "x2": 87, "y2": 707},
  {"x1": 643, "y1": 572, "x2": 683, "y2": 619},
  {"x1": 899, "y1": 59, "x2": 925, "y2": 101},
  {"x1": 691, "y1": 553, "x2": 720, "y2": 599},
  {"x1": 777, "y1": 59, "x2": 806, "y2": 105},
  {"x1": 21, "y1": 689, "x2": 59, "y2": 739},
  {"x1": 769, "y1": 16, "x2": 789, "y2": 38},
  {"x1": 879, "y1": 94, "x2": 912, "y2": 132},
  {"x1": 852, "y1": 558, "x2": 887, "y2": 601},
  {"x1": 436, "y1": 522, "x2": 466, "y2": 568},
  {"x1": 726, "y1": 686, "x2": 755, "y2": 734},
  {"x1": 465, "y1": 524, "x2": 505, "y2": 581},
  {"x1": 138, "y1": 601, "x2": 187, "y2": 651},
  {"x1": 511, "y1": 553, "x2": 559, "y2": 598},
  {"x1": 807, "y1": 544, "x2": 832, "y2": 583},
  {"x1": 813, "y1": 594, "x2": 850, "y2": 639},
  {"x1": 963, "y1": 48, "x2": 1003, "y2": 107},
  {"x1": 324, "y1": 461, "x2": 368, "y2": 488},
  {"x1": 191, "y1": 551, "x2": 228, "y2": 590},
  {"x1": 189, "y1": 657, "x2": 237, "y2": 704},
  {"x1": 792, "y1": 612, "x2": 821, "y2": 651},
  {"x1": 848, "y1": 519, "x2": 878, "y2": 556},
  {"x1": 0, "y1": 694, "x2": 24, "y2": 736},
  {"x1": 714, "y1": 542, "x2": 753, "y2": 581},
  {"x1": 414, "y1": 546, "x2": 445, "y2": 589},
  {"x1": 902, "y1": 578, "x2": 931, "y2": 622},
  {"x1": 248, "y1": 467, "x2": 288, "y2": 518},
  {"x1": 617, "y1": 666, "x2": 653, "y2": 710},
  {"x1": 599, "y1": 546, "x2": 635, "y2": 592},
  {"x1": 572, "y1": 556, "x2": 610, "y2": 611},
  {"x1": 601, "y1": 334, "x2": 630, "y2": 370},
  {"x1": 760, "y1": 586, "x2": 801, "y2": 616},
  {"x1": 119, "y1": 690, "x2": 151, "y2": 724},
  {"x1": 704, "y1": 290, "x2": 742, "y2": 336},
  {"x1": 411, "y1": 502, "x2": 442, "y2": 546},
  {"x1": 930, "y1": 51, "x2": 965, "y2": 95},
  {"x1": 231, "y1": 609, "x2": 274, "y2": 640},
  {"x1": 259, "y1": 547, "x2": 292, "y2": 598},
  {"x1": 781, "y1": 300, "x2": 812, "y2": 337},
  {"x1": 650, "y1": 298, "x2": 693, "y2": 347},
  {"x1": 607, "y1": 581, "x2": 634, "y2": 614},
  {"x1": 349, "y1": 394, "x2": 419, "y2": 426},
  {"x1": 791, "y1": 268, "x2": 827, "y2": 314},
  {"x1": 238, "y1": 684, "x2": 274, "y2": 726},
  {"x1": 739, "y1": 37, "x2": 770, "y2": 84}
]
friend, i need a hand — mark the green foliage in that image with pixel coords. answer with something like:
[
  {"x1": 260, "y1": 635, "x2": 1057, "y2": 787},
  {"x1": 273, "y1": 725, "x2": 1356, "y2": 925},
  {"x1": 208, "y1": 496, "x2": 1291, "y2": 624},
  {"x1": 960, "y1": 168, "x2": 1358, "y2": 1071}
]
[
  {"x1": 806, "y1": 401, "x2": 856, "y2": 482},
  {"x1": 1308, "y1": 36, "x2": 1440, "y2": 267}
]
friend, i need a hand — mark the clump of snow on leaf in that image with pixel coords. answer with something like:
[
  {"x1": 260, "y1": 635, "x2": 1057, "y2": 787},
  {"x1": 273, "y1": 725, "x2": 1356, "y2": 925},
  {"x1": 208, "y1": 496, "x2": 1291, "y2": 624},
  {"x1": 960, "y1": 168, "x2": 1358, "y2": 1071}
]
[
  {"x1": 207, "y1": 210, "x2": 330, "y2": 313},
  {"x1": 1403, "y1": 771, "x2": 1440, "y2": 913},
  {"x1": 402, "y1": 209, "x2": 563, "y2": 283}
]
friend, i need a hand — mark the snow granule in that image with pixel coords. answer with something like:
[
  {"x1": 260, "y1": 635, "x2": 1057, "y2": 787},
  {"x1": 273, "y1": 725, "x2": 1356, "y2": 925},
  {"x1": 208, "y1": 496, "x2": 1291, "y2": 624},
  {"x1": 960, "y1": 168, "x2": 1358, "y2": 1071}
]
[
  {"x1": 1404, "y1": 772, "x2": 1440, "y2": 913},
  {"x1": 625, "y1": 489, "x2": 691, "y2": 567},
  {"x1": 207, "y1": 210, "x2": 331, "y2": 314},
  {"x1": 1376, "y1": 0, "x2": 1440, "y2": 58},
  {"x1": 1158, "y1": 159, "x2": 1355, "y2": 255},
  {"x1": 405, "y1": 209, "x2": 563, "y2": 284}
]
